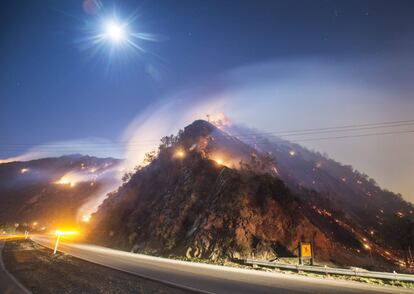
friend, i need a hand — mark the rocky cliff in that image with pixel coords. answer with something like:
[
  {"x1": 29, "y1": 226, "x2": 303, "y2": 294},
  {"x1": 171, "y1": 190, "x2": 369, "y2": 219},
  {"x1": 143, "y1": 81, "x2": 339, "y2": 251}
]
[{"x1": 89, "y1": 120, "x2": 413, "y2": 271}]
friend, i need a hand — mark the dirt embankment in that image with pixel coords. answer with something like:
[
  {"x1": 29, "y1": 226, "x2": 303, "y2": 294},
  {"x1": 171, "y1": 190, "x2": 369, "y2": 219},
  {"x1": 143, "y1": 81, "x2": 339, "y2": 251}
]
[{"x1": 3, "y1": 240, "x2": 190, "y2": 294}]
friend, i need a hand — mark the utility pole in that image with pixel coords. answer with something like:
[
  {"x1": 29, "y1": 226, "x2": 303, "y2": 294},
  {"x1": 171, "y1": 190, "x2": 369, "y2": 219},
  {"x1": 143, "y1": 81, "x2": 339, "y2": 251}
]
[{"x1": 311, "y1": 240, "x2": 315, "y2": 266}]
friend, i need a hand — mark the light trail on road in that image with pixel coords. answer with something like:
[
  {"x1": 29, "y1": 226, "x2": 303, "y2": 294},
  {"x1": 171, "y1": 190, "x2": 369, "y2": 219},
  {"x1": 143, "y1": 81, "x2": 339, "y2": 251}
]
[{"x1": 31, "y1": 235, "x2": 410, "y2": 294}]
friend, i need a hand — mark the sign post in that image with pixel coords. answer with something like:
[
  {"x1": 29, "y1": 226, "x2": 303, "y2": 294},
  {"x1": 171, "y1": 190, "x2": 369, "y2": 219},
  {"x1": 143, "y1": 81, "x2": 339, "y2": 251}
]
[
  {"x1": 53, "y1": 232, "x2": 61, "y2": 255},
  {"x1": 299, "y1": 242, "x2": 313, "y2": 265}
]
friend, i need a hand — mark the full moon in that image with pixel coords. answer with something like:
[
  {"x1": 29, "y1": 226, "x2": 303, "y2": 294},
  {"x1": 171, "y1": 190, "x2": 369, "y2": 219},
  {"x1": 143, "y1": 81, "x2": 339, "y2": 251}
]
[{"x1": 104, "y1": 20, "x2": 126, "y2": 43}]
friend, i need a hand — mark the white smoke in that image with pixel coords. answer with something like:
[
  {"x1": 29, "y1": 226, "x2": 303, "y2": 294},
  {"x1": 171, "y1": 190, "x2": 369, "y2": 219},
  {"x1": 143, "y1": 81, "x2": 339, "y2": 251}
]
[
  {"x1": 3, "y1": 57, "x2": 413, "y2": 211},
  {"x1": 120, "y1": 57, "x2": 414, "y2": 201}
]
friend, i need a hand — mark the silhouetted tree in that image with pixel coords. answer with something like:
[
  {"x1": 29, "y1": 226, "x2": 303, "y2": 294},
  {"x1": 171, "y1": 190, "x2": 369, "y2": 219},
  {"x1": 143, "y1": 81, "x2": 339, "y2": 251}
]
[
  {"x1": 144, "y1": 151, "x2": 157, "y2": 164},
  {"x1": 396, "y1": 218, "x2": 414, "y2": 267}
]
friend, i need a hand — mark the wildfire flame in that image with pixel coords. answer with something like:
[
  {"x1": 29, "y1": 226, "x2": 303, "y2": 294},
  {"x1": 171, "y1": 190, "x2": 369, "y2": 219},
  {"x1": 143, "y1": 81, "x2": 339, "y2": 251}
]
[
  {"x1": 82, "y1": 214, "x2": 91, "y2": 223},
  {"x1": 215, "y1": 158, "x2": 224, "y2": 165},
  {"x1": 55, "y1": 172, "x2": 85, "y2": 187},
  {"x1": 55, "y1": 178, "x2": 76, "y2": 187},
  {"x1": 174, "y1": 149, "x2": 186, "y2": 158}
]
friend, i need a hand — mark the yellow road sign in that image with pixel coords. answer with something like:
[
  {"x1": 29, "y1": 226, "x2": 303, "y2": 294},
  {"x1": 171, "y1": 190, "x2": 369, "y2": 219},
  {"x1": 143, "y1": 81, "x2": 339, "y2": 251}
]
[{"x1": 301, "y1": 243, "x2": 312, "y2": 258}]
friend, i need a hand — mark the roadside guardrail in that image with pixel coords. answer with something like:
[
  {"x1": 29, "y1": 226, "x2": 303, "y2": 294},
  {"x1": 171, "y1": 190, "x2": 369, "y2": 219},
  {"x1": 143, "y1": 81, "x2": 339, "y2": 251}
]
[{"x1": 244, "y1": 259, "x2": 414, "y2": 282}]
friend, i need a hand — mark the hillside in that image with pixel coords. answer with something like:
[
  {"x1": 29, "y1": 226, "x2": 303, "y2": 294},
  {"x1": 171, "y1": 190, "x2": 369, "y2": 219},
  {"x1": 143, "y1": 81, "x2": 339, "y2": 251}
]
[
  {"x1": 226, "y1": 124, "x2": 414, "y2": 260},
  {"x1": 89, "y1": 120, "x2": 414, "y2": 271},
  {"x1": 0, "y1": 154, "x2": 121, "y2": 231}
]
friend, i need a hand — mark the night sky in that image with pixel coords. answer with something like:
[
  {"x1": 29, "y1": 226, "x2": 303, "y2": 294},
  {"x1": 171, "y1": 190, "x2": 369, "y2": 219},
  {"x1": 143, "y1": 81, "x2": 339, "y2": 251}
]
[{"x1": 1, "y1": 1, "x2": 414, "y2": 199}]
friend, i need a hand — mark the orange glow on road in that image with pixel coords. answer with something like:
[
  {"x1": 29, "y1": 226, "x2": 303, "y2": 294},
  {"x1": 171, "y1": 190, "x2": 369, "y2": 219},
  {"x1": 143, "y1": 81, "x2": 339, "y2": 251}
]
[
  {"x1": 53, "y1": 229, "x2": 80, "y2": 241},
  {"x1": 0, "y1": 234, "x2": 26, "y2": 241},
  {"x1": 55, "y1": 230, "x2": 79, "y2": 236}
]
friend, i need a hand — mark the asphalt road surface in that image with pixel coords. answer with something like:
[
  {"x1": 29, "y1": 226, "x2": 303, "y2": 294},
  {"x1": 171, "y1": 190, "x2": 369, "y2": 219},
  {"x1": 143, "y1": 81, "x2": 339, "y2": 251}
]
[
  {"x1": 0, "y1": 240, "x2": 30, "y2": 294},
  {"x1": 32, "y1": 235, "x2": 411, "y2": 294}
]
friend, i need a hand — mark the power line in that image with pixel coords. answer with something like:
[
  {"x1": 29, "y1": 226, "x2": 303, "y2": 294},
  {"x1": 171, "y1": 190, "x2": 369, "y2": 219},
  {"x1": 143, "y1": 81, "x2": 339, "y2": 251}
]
[
  {"x1": 0, "y1": 129, "x2": 412, "y2": 153},
  {"x1": 223, "y1": 122, "x2": 414, "y2": 140},
  {"x1": 0, "y1": 119, "x2": 413, "y2": 152},
  {"x1": 257, "y1": 129, "x2": 414, "y2": 144},
  {"x1": 0, "y1": 120, "x2": 414, "y2": 147}
]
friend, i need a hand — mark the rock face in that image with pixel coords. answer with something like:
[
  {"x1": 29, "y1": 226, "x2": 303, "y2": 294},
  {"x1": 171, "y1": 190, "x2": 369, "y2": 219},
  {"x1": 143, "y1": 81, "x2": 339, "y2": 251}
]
[
  {"x1": 226, "y1": 123, "x2": 414, "y2": 260},
  {"x1": 92, "y1": 152, "x2": 325, "y2": 259},
  {"x1": 0, "y1": 154, "x2": 120, "y2": 228},
  {"x1": 90, "y1": 120, "x2": 414, "y2": 271}
]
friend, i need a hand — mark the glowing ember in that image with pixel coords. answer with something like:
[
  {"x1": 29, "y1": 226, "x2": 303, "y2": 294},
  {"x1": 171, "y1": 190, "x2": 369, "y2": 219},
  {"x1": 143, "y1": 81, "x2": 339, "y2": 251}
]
[
  {"x1": 56, "y1": 177, "x2": 76, "y2": 187},
  {"x1": 396, "y1": 211, "x2": 405, "y2": 218},
  {"x1": 363, "y1": 243, "x2": 371, "y2": 250},
  {"x1": 82, "y1": 214, "x2": 91, "y2": 223},
  {"x1": 215, "y1": 158, "x2": 223, "y2": 165},
  {"x1": 55, "y1": 172, "x2": 84, "y2": 188},
  {"x1": 20, "y1": 168, "x2": 29, "y2": 174},
  {"x1": 174, "y1": 149, "x2": 186, "y2": 158}
]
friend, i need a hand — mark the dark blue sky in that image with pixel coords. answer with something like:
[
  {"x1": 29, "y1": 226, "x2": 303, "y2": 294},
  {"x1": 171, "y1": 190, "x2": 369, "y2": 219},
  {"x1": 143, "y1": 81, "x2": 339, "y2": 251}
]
[{"x1": 1, "y1": 0, "x2": 414, "y2": 155}]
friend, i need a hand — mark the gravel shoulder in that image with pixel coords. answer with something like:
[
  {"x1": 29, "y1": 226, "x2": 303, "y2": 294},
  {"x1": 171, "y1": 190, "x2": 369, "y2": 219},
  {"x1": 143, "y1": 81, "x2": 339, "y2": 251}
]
[{"x1": 2, "y1": 240, "x2": 191, "y2": 294}]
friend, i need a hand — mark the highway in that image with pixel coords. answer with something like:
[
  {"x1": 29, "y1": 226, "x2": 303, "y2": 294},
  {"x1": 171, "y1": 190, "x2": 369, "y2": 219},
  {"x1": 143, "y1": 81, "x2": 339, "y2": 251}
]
[
  {"x1": 0, "y1": 240, "x2": 30, "y2": 294},
  {"x1": 32, "y1": 235, "x2": 410, "y2": 294}
]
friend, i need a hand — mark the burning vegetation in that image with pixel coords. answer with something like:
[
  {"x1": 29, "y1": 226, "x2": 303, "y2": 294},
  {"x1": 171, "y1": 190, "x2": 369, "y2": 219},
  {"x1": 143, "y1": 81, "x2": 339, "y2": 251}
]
[
  {"x1": 90, "y1": 119, "x2": 414, "y2": 272},
  {"x1": 0, "y1": 155, "x2": 121, "y2": 231},
  {"x1": 1, "y1": 118, "x2": 413, "y2": 272}
]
